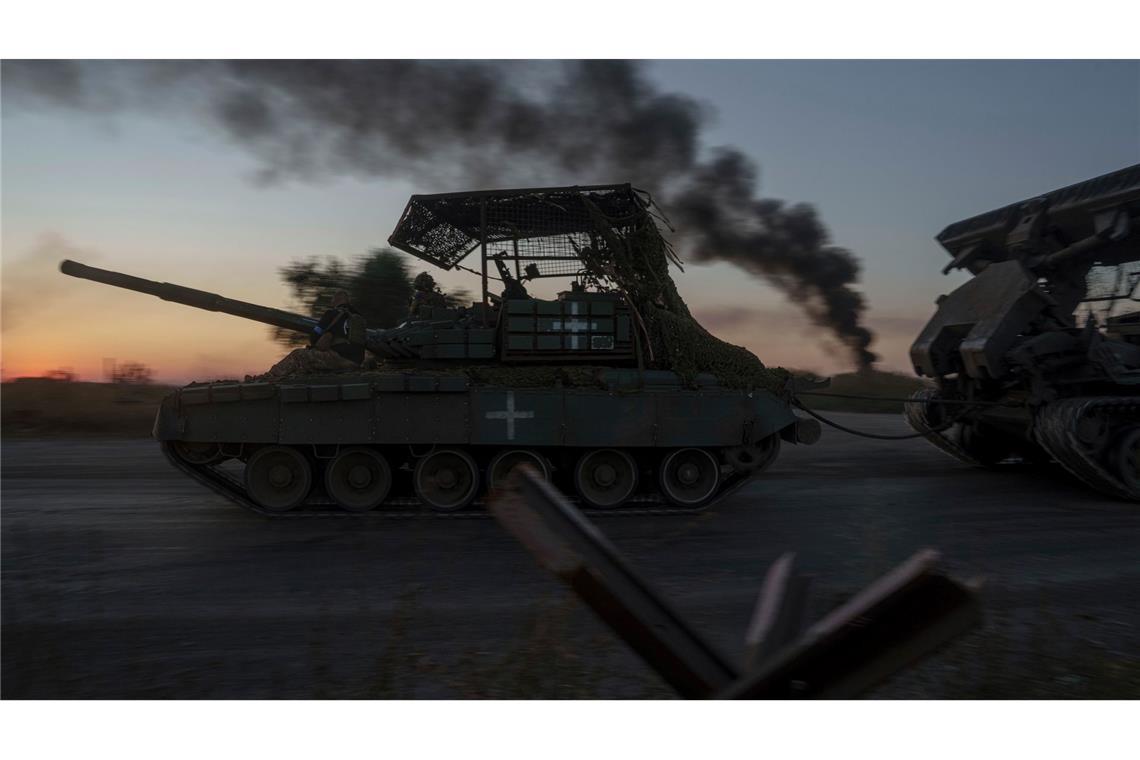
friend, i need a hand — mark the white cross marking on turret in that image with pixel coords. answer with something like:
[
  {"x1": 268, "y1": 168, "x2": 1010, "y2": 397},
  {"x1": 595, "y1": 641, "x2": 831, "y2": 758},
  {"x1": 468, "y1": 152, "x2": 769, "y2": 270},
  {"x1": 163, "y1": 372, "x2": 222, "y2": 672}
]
[
  {"x1": 485, "y1": 391, "x2": 535, "y2": 440},
  {"x1": 554, "y1": 302, "x2": 595, "y2": 349}
]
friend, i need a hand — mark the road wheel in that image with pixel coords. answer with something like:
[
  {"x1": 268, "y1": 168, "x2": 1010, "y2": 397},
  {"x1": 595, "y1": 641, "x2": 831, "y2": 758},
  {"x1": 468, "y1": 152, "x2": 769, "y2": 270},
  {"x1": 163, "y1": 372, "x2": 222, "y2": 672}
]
[
  {"x1": 415, "y1": 449, "x2": 479, "y2": 512},
  {"x1": 244, "y1": 446, "x2": 312, "y2": 512},
  {"x1": 659, "y1": 448, "x2": 721, "y2": 507},
  {"x1": 172, "y1": 441, "x2": 224, "y2": 465},
  {"x1": 1113, "y1": 427, "x2": 1140, "y2": 495},
  {"x1": 487, "y1": 449, "x2": 550, "y2": 492},
  {"x1": 325, "y1": 448, "x2": 392, "y2": 512},
  {"x1": 574, "y1": 449, "x2": 637, "y2": 509}
]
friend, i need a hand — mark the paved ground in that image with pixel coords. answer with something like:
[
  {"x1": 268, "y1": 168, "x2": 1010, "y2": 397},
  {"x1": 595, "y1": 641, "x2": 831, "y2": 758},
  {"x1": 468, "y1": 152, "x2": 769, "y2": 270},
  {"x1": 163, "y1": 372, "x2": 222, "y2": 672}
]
[{"x1": 3, "y1": 414, "x2": 1138, "y2": 698}]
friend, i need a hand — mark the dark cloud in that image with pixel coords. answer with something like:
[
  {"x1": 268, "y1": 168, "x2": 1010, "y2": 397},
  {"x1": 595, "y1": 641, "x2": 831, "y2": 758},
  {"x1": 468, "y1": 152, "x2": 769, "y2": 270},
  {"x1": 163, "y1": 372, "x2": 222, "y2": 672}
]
[
  {"x1": 671, "y1": 150, "x2": 877, "y2": 367},
  {"x1": 3, "y1": 60, "x2": 877, "y2": 367}
]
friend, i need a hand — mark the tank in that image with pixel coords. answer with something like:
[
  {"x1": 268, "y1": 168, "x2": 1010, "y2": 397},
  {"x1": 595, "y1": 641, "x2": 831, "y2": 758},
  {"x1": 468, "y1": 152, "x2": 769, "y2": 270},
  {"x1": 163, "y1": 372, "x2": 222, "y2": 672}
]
[
  {"x1": 906, "y1": 163, "x2": 1140, "y2": 500},
  {"x1": 61, "y1": 184, "x2": 819, "y2": 516}
]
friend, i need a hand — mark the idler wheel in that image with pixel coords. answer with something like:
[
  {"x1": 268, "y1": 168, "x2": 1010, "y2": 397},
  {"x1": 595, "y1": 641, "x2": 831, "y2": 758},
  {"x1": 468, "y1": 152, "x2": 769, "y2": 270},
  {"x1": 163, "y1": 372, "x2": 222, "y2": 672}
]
[
  {"x1": 325, "y1": 448, "x2": 392, "y2": 512},
  {"x1": 659, "y1": 448, "x2": 721, "y2": 507},
  {"x1": 726, "y1": 435, "x2": 781, "y2": 474},
  {"x1": 172, "y1": 441, "x2": 224, "y2": 465},
  {"x1": 917, "y1": 389, "x2": 948, "y2": 429},
  {"x1": 488, "y1": 449, "x2": 550, "y2": 492},
  {"x1": 754, "y1": 435, "x2": 782, "y2": 470},
  {"x1": 244, "y1": 446, "x2": 312, "y2": 513},
  {"x1": 1113, "y1": 427, "x2": 1140, "y2": 495},
  {"x1": 574, "y1": 449, "x2": 637, "y2": 509},
  {"x1": 414, "y1": 449, "x2": 479, "y2": 512},
  {"x1": 1075, "y1": 411, "x2": 1110, "y2": 454}
]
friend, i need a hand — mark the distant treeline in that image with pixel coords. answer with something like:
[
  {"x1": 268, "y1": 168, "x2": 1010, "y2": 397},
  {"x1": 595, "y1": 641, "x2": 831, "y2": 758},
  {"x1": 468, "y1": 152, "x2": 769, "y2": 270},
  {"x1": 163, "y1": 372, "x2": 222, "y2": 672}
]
[
  {"x1": 791, "y1": 369, "x2": 930, "y2": 414},
  {"x1": 2, "y1": 379, "x2": 174, "y2": 437}
]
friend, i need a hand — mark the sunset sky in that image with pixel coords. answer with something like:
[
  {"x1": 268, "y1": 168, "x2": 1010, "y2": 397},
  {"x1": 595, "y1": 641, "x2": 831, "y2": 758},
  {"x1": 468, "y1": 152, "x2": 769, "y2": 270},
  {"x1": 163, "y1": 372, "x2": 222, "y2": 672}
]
[{"x1": 3, "y1": 60, "x2": 1138, "y2": 383}]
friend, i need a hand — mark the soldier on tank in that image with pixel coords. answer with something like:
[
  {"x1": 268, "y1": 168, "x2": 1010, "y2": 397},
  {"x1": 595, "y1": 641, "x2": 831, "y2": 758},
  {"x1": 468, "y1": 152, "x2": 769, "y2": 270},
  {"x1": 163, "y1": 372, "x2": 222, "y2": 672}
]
[
  {"x1": 257, "y1": 290, "x2": 365, "y2": 379},
  {"x1": 409, "y1": 272, "x2": 447, "y2": 317},
  {"x1": 311, "y1": 289, "x2": 366, "y2": 365},
  {"x1": 492, "y1": 252, "x2": 530, "y2": 301}
]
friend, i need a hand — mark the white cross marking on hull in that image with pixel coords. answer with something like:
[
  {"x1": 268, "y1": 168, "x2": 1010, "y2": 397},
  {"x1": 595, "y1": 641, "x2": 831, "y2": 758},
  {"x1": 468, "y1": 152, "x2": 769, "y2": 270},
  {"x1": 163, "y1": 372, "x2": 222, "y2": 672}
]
[{"x1": 485, "y1": 391, "x2": 535, "y2": 440}]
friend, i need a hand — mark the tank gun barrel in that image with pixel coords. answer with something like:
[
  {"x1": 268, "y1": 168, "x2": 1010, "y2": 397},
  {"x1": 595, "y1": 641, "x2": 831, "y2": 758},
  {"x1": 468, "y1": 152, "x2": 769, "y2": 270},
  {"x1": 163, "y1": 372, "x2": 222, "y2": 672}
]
[
  {"x1": 60, "y1": 259, "x2": 319, "y2": 335},
  {"x1": 61, "y1": 259, "x2": 435, "y2": 359}
]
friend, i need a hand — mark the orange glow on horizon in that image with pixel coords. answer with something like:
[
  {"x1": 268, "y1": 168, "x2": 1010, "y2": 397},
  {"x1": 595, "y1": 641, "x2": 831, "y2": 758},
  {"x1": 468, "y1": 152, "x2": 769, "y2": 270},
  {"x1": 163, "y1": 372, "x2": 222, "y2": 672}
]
[
  {"x1": 1, "y1": 295, "x2": 290, "y2": 384},
  {"x1": 2, "y1": 241, "x2": 916, "y2": 383},
  {"x1": 2, "y1": 317, "x2": 915, "y2": 384}
]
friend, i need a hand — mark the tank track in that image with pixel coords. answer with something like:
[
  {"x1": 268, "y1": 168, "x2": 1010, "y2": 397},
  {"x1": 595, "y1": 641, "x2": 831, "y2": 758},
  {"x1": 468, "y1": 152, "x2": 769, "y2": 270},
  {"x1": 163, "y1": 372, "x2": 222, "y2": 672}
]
[
  {"x1": 903, "y1": 389, "x2": 982, "y2": 467},
  {"x1": 161, "y1": 442, "x2": 760, "y2": 519},
  {"x1": 1033, "y1": 397, "x2": 1140, "y2": 501}
]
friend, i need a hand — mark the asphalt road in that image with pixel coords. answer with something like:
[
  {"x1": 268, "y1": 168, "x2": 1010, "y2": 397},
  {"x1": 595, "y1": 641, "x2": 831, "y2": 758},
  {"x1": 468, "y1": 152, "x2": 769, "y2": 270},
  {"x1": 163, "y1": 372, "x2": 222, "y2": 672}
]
[{"x1": 3, "y1": 414, "x2": 1138, "y2": 698}]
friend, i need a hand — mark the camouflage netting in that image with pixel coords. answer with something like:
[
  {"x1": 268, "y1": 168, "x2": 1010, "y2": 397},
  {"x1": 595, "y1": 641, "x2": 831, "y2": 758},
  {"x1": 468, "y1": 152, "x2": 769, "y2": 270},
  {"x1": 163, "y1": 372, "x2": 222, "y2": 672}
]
[
  {"x1": 578, "y1": 195, "x2": 787, "y2": 392},
  {"x1": 245, "y1": 362, "x2": 613, "y2": 388},
  {"x1": 462, "y1": 365, "x2": 607, "y2": 388},
  {"x1": 255, "y1": 347, "x2": 362, "y2": 381},
  {"x1": 243, "y1": 361, "x2": 785, "y2": 393}
]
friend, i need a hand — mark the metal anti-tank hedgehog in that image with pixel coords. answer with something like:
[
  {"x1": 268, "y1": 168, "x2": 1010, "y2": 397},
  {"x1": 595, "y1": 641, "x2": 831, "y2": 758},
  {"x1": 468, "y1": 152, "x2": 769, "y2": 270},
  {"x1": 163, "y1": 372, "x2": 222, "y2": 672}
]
[{"x1": 61, "y1": 184, "x2": 820, "y2": 516}]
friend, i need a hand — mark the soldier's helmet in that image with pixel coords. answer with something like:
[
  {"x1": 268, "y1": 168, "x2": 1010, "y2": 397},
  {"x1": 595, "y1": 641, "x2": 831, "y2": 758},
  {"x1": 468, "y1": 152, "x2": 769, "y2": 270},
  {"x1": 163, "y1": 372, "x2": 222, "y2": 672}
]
[{"x1": 413, "y1": 272, "x2": 436, "y2": 291}]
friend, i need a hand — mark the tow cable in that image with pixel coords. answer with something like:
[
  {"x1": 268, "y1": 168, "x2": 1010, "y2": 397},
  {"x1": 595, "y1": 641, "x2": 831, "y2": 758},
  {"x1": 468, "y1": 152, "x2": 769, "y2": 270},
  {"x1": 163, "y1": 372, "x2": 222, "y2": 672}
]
[{"x1": 791, "y1": 391, "x2": 1023, "y2": 442}]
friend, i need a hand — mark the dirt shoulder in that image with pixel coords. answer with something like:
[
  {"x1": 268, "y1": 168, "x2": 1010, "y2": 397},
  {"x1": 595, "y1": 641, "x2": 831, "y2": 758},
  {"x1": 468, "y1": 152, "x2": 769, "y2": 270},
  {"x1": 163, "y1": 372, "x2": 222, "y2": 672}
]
[{"x1": 2, "y1": 379, "x2": 174, "y2": 437}]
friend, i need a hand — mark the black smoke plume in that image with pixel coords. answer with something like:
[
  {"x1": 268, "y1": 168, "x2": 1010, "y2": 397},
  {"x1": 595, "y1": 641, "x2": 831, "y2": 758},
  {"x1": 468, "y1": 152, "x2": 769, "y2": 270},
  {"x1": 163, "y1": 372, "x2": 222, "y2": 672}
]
[
  {"x1": 670, "y1": 151, "x2": 877, "y2": 367},
  {"x1": 3, "y1": 60, "x2": 877, "y2": 367}
]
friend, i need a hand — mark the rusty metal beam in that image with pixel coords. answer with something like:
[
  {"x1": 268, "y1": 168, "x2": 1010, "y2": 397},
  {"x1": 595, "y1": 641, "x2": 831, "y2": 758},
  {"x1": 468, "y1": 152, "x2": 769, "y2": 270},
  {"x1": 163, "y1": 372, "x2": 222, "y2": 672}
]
[
  {"x1": 488, "y1": 466, "x2": 737, "y2": 698},
  {"x1": 489, "y1": 467, "x2": 982, "y2": 700},
  {"x1": 720, "y1": 550, "x2": 983, "y2": 699},
  {"x1": 743, "y1": 552, "x2": 811, "y2": 670}
]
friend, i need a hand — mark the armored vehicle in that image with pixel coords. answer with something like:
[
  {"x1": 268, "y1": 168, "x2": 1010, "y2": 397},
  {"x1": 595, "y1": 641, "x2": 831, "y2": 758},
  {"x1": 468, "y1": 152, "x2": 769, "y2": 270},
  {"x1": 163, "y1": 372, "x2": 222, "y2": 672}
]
[
  {"x1": 907, "y1": 164, "x2": 1140, "y2": 500},
  {"x1": 62, "y1": 184, "x2": 818, "y2": 515}
]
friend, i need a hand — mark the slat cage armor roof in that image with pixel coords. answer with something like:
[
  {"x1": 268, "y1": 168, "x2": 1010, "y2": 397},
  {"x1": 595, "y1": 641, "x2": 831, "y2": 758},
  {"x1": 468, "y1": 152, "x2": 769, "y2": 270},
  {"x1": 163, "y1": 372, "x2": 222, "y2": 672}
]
[
  {"x1": 936, "y1": 163, "x2": 1140, "y2": 256},
  {"x1": 387, "y1": 183, "x2": 653, "y2": 278}
]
